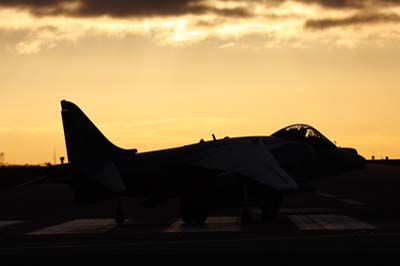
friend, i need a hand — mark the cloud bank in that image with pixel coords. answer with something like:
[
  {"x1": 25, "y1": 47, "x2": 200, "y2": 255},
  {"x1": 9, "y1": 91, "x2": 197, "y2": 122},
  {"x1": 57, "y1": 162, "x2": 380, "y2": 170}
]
[
  {"x1": 2, "y1": 0, "x2": 400, "y2": 16},
  {"x1": 1, "y1": 0, "x2": 400, "y2": 53},
  {"x1": 0, "y1": 0, "x2": 251, "y2": 17},
  {"x1": 306, "y1": 12, "x2": 400, "y2": 29}
]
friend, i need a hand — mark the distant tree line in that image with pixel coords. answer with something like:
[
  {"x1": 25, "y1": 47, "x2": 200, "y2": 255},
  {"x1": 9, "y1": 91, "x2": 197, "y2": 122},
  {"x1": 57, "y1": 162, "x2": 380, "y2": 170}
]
[{"x1": 0, "y1": 165, "x2": 46, "y2": 190}]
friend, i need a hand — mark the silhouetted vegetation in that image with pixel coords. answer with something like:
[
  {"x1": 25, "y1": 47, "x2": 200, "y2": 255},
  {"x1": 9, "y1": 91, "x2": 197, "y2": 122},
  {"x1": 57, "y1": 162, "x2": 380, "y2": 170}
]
[
  {"x1": 367, "y1": 159, "x2": 400, "y2": 166},
  {"x1": 0, "y1": 165, "x2": 46, "y2": 189}
]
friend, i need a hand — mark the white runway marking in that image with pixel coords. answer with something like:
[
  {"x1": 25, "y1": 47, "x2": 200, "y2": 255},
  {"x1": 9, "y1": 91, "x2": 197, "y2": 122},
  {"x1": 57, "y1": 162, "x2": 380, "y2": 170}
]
[
  {"x1": 249, "y1": 208, "x2": 262, "y2": 214},
  {"x1": 279, "y1": 208, "x2": 333, "y2": 214},
  {"x1": 289, "y1": 215, "x2": 324, "y2": 230},
  {"x1": 289, "y1": 214, "x2": 376, "y2": 231},
  {"x1": 251, "y1": 208, "x2": 333, "y2": 215},
  {"x1": 337, "y1": 199, "x2": 367, "y2": 206},
  {"x1": 317, "y1": 191, "x2": 367, "y2": 206},
  {"x1": 28, "y1": 219, "x2": 118, "y2": 235},
  {"x1": 0, "y1": 220, "x2": 23, "y2": 228},
  {"x1": 316, "y1": 192, "x2": 336, "y2": 198},
  {"x1": 165, "y1": 217, "x2": 241, "y2": 233},
  {"x1": 310, "y1": 215, "x2": 375, "y2": 230}
]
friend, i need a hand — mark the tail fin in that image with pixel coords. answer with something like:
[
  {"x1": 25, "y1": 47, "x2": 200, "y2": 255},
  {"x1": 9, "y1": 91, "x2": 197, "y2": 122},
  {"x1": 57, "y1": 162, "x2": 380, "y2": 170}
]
[{"x1": 61, "y1": 100, "x2": 136, "y2": 163}]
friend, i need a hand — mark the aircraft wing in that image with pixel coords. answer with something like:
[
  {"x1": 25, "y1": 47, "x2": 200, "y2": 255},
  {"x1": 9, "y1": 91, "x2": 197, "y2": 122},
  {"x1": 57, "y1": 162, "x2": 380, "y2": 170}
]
[{"x1": 192, "y1": 139, "x2": 299, "y2": 192}]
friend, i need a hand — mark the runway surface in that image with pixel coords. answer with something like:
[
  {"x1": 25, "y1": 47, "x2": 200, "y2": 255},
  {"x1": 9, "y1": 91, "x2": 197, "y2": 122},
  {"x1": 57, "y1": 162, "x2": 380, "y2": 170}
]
[{"x1": 1, "y1": 162, "x2": 400, "y2": 255}]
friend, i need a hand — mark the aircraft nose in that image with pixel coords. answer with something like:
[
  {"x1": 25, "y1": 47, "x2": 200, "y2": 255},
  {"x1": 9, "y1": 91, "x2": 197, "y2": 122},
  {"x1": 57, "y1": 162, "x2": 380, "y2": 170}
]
[{"x1": 355, "y1": 154, "x2": 367, "y2": 169}]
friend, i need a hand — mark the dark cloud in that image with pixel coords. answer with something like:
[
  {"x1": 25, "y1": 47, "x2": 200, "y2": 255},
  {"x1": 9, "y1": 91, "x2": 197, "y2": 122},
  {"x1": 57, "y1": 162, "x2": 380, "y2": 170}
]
[
  {"x1": 261, "y1": 0, "x2": 400, "y2": 9},
  {"x1": 0, "y1": 0, "x2": 251, "y2": 17},
  {"x1": 2, "y1": 0, "x2": 400, "y2": 23},
  {"x1": 296, "y1": 0, "x2": 365, "y2": 8},
  {"x1": 296, "y1": 0, "x2": 400, "y2": 9},
  {"x1": 305, "y1": 12, "x2": 400, "y2": 29},
  {"x1": 1, "y1": 0, "x2": 400, "y2": 16},
  {"x1": 0, "y1": 0, "x2": 60, "y2": 6}
]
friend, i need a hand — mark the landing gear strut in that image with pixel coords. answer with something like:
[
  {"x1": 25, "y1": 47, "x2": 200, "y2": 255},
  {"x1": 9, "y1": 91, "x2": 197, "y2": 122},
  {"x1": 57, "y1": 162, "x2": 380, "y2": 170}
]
[
  {"x1": 180, "y1": 193, "x2": 208, "y2": 225},
  {"x1": 241, "y1": 183, "x2": 253, "y2": 225},
  {"x1": 262, "y1": 191, "x2": 282, "y2": 223},
  {"x1": 115, "y1": 197, "x2": 126, "y2": 226},
  {"x1": 180, "y1": 175, "x2": 211, "y2": 225}
]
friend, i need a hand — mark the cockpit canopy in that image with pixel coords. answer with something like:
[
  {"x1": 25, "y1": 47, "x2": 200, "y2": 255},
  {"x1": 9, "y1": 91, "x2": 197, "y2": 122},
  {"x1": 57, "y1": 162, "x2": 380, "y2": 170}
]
[{"x1": 272, "y1": 124, "x2": 336, "y2": 150}]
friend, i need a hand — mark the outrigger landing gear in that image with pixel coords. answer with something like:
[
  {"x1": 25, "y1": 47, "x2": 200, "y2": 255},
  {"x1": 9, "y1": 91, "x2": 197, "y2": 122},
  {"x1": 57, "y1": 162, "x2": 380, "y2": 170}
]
[
  {"x1": 115, "y1": 197, "x2": 126, "y2": 226},
  {"x1": 261, "y1": 191, "x2": 282, "y2": 223},
  {"x1": 240, "y1": 207, "x2": 253, "y2": 225},
  {"x1": 241, "y1": 183, "x2": 253, "y2": 225}
]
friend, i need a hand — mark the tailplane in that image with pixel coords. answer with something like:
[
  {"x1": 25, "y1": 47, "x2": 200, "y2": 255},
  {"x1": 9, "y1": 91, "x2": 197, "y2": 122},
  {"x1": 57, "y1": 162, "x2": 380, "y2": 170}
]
[{"x1": 61, "y1": 100, "x2": 136, "y2": 163}]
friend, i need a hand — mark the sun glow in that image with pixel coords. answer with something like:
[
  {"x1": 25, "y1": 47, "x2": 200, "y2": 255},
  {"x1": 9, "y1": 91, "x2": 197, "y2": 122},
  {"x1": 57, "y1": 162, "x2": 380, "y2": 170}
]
[{"x1": 1, "y1": 1, "x2": 400, "y2": 163}]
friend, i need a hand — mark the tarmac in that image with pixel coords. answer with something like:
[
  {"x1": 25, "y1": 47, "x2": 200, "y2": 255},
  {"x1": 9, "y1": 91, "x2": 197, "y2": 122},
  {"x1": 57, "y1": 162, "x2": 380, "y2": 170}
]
[{"x1": 1, "y1": 162, "x2": 400, "y2": 256}]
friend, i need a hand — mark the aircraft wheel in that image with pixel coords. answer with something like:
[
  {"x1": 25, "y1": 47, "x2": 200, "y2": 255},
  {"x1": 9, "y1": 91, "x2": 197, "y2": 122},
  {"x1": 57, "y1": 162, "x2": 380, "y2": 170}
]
[
  {"x1": 262, "y1": 192, "x2": 282, "y2": 223},
  {"x1": 115, "y1": 213, "x2": 126, "y2": 226},
  {"x1": 115, "y1": 198, "x2": 126, "y2": 226},
  {"x1": 180, "y1": 194, "x2": 208, "y2": 225},
  {"x1": 241, "y1": 208, "x2": 253, "y2": 225},
  {"x1": 180, "y1": 174, "x2": 212, "y2": 225}
]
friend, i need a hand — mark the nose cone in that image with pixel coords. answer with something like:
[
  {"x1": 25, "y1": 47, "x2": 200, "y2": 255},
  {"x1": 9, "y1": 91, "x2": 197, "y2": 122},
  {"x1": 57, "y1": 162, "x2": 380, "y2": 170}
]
[
  {"x1": 354, "y1": 153, "x2": 367, "y2": 169},
  {"x1": 340, "y1": 147, "x2": 366, "y2": 170}
]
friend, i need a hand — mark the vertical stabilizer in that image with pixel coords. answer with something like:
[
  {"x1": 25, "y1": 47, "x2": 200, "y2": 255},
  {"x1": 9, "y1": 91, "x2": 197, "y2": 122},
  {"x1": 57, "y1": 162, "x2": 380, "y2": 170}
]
[{"x1": 61, "y1": 100, "x2": 136, "y2": 163}]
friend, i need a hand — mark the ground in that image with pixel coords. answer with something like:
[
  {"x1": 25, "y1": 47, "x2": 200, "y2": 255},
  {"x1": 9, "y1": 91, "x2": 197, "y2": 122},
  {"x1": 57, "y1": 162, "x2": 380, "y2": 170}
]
[{"x1": 1, "y1": 162, "x2": 400, "y2": 256}]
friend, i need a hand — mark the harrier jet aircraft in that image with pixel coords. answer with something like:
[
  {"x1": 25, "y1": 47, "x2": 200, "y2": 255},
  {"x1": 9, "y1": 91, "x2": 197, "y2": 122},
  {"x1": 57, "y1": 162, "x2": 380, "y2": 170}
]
[{"x1": 46, "y1": 100, "x2": 365, "y2": 225}]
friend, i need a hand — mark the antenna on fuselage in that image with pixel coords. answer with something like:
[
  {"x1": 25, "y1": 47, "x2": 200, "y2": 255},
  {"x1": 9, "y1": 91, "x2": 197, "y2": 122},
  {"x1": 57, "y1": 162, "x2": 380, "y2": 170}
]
[{"x1": 212, "y1": 134, "x2": 216, "y2": 141}]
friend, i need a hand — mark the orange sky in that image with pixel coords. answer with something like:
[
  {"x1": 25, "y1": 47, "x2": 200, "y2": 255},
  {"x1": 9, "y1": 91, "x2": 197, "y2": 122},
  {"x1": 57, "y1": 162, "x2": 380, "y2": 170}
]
[{"x1": 1, "y1": 0, "x2": 400, "y2": 164}]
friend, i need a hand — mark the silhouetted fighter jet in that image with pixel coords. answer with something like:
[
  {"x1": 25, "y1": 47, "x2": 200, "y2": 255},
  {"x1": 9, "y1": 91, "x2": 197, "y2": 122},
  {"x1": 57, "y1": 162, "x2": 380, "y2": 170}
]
[{"x1": 47, "y1": 100, "x2": 365, "y2": 225}]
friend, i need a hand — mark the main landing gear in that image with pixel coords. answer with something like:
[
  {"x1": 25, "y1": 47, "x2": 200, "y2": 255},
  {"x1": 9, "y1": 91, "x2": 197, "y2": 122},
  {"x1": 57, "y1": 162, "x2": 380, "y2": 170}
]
[
  {"x1": 241, "y1": 184, "x2": 283, "y2": 224},
  {"x1": 115, "y1": 197, "x2": 126, "y2": 226},
  {"x1": 180, "y1": 192, "x2": 208, "y2": 225},
  {"x1": 179, "y1": 175, "x2": 212, "y2": 225},
  {"x1": 261, "y1": 191, "x2": 282, "y2": 223},
  {"x1": 241, "y1": 183, "x2": 253, "y2": 225}
]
